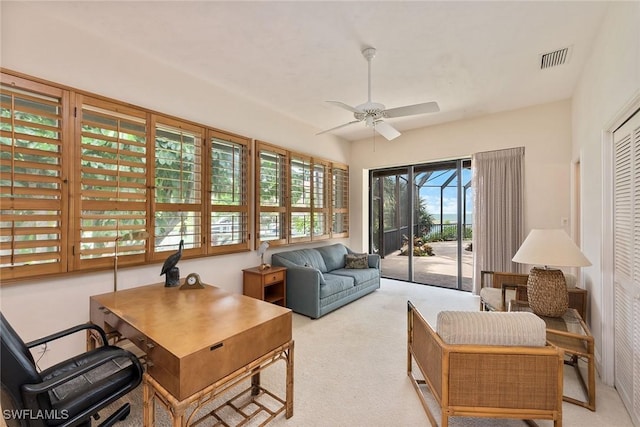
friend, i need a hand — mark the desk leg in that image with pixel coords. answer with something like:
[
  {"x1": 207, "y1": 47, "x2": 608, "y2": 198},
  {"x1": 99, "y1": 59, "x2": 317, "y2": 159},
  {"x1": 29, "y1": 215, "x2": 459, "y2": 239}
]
[
  {"x1": 286, "y1": 341, "x2": 294, "y2": 419},
  {"x1": 251, "y1": 370, "x2": 261, "y2": 396},
  {"x1": 143, "y1": 374, "x2": 155, "y2": 426}
]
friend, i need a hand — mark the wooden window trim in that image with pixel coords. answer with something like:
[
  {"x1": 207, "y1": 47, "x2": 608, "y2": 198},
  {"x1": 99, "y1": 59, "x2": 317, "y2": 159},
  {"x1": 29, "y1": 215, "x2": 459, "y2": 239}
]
[
  {"x1": 0, "y1": 69, "x2": 255, "y2": 284},
  {"x1": 1, "y1": 73, "x2": 70, "y2": 280},
  {"x1": 254, "y1": 141, "x2": 349, "y2": 249},
  {"x1": 255, "y1": 141, "x2": 288, "y2": 249},
  {"x1": 208, "y1": 130, "x2": 251, "y2": 255}
]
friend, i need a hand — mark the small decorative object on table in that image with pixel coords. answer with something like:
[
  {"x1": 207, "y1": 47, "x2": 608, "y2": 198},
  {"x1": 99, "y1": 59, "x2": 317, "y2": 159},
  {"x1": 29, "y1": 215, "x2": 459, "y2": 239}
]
[
  {"x1": 180, "y1": 272, "x2": 205, "y2": 290},
  {"x1": 160, "y1": 239, "x2": 184, "y2": 287},
  {"x1": 257, "y1": 241, "x2": 271, "y2": 270},
  {"x1": 512, "y1": 229, "x2": 591, "y2": 317}
]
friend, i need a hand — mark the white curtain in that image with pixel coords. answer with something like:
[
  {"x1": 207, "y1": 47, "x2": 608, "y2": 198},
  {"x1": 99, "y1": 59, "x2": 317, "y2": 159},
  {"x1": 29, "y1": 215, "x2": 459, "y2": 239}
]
[{"x1": 472, "y1": 147, "x2": 525, "y2": 294}]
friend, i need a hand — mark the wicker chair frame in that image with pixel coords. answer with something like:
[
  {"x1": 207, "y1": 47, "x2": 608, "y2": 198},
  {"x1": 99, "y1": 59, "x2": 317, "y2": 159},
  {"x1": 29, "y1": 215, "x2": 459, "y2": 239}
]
[{"x1": 407, "y1": 301, "x2": 564, "y2": 427}]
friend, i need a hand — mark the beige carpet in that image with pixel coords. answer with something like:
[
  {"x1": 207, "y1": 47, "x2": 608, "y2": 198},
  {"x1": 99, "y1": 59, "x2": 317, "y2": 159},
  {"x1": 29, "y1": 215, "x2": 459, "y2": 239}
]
[{"x1": 106, "y1": 279, "x2": 633, "y2": 427}]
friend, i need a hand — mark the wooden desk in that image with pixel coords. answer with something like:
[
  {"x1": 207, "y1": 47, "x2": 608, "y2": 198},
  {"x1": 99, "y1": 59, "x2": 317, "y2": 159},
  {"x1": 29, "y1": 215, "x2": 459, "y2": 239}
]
[{"x1": 90, "y1": 282, "x2": 293, "y2": 425}]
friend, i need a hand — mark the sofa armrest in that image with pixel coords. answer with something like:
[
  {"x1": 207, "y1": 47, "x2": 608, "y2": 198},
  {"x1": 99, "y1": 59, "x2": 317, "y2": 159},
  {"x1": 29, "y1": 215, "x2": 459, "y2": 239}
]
[
  {"x1": 285, "y1": 266, "x2": 323, "y2": 318},
  {"x1": 368, "y1": 253, "x2": 380, "y2": 269}
]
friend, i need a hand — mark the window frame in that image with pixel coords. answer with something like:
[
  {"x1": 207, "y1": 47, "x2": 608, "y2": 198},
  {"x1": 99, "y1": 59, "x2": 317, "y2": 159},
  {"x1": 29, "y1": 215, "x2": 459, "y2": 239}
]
[
  {"x1": 0, "y1": 73, "x2": 70, "y2": 279},
  {"x1": 208, "y1": 129, "x2": 251, "y2": 255},
  {"x1": 254, "y1": 140, "x2": 349, "y2": 249},
  {"x1": 255, "y1": 141, "x2": 288, "y2": 249},
  {"x1": 0, "y1": 70, "x2": 255, "y2": 283},
  {"x1": 0, "y1": 69, "x2": 349, "y2": 283},
  {"x1": 332, "y1": 162, "x2": 350, "y2": 238},
  {"x1": 73, "y1": 95, "x2": 149, "y2": 271}
]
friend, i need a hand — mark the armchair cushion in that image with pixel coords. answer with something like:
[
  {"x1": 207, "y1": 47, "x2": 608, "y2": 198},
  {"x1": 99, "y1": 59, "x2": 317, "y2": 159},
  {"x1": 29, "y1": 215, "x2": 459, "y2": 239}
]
[{"x1": 436, "y1": 311, "x2": 547, "y2": 347}]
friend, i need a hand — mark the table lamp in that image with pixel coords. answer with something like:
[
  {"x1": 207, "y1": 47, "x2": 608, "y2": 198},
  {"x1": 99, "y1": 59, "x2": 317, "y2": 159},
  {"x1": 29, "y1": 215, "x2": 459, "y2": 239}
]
[
  {"x1": 512, "y1": 229, "x2": 591, "y2": 317},
  {"x1": 258, "y1": 241, "x2": 271, "y2": 270}
]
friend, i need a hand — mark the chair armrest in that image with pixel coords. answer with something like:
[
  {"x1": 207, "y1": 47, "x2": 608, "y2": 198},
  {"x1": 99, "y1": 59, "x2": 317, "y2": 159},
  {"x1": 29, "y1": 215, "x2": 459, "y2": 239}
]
[
  {"x1": 25, "y1": 322, "x2": 108, "y2": 349},
  {"x1": 501, "y1": 283, "x2": 527, "y2": 311},
  {"x1": 480, "y1": 270, "x2": 494, "y2": 289},
  {"x1": 285, "y1": 266, "x2": 322, "y2": 318},
  {"x1": 368, "y1": 254, "x2": 380, "y2": 269},
  {"x1": 22, "y1": 347, "x2": 141, "y2": 396}
]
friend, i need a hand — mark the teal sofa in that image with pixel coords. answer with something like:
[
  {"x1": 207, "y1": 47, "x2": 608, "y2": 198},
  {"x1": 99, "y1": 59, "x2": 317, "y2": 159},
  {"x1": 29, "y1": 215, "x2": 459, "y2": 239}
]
[{"x1": 271, "y1": 243, "x2": 380, "y2": 318}]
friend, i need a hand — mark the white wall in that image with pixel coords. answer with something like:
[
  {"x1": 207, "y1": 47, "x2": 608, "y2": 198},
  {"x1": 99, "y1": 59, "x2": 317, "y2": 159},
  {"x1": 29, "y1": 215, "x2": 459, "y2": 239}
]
[
  {"x1": 571, "y1": 1, "x2": 640, "y2": 383},
  {"x1": 348, "y1": 100, "x2": 573, "y2": 253},
  {"x1": 0, "y1": 3, "x2": 349, "y2": 368}
]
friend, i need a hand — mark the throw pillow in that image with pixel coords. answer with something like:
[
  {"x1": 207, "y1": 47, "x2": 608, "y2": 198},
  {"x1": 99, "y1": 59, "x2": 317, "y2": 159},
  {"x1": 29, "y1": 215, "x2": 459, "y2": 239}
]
[{"x1": 345, "y1": 253, "x2": 368, "y2": 269}]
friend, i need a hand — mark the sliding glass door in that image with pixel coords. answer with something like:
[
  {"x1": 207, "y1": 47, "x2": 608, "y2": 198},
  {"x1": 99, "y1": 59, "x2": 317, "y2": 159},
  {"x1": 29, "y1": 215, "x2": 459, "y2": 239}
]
[{"x1": 370, "y1": 159, "x2": 472, "y2": 290}]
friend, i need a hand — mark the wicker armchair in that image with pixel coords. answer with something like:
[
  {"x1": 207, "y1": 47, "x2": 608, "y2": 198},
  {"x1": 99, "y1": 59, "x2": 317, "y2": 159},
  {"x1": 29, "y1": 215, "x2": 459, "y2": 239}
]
[
  {"x1": 479, "y1": 270, "x2": 529, "y2": 312},
  {"x1": 407, "y1": 302, "x2": 564, "y2": 427}
]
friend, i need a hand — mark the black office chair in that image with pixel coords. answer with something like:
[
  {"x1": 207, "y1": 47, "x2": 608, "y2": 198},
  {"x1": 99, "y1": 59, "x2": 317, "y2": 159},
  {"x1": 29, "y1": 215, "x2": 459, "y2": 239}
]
[{"x1": 0, "y1": 312, "x2": 143, "y2": 427}]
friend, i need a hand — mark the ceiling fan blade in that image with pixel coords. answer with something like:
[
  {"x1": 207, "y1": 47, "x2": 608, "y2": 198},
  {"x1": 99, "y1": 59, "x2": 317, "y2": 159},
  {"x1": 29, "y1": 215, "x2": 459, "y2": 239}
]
[
  {"x1": 326, "y1": 101, "x2": 363, "y2": 114},
  {"x1": 374, "y1": 121, "x2": 401, "y2": 141},
  {"x1": 383, "y1": 101, "x2": 440, "y2": 118},
  {"x1": 316, "y1": 120, "x2": 361, "y2": 135}
]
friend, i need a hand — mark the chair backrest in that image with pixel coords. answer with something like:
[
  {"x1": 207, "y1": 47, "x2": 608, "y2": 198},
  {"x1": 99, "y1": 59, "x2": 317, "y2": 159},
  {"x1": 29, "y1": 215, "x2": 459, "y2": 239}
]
[
  {"x1": 0, "y1": 312, "x2": 44, "y2": 415},
  {"x1": 480, "y1": 271, "x2": 529, "y2": 288}
]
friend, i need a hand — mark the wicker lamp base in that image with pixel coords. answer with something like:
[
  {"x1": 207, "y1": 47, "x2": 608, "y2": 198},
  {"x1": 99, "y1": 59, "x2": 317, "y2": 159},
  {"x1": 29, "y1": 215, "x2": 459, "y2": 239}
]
[{"x1": 526, "y1": 267, "x2": 568, "y2": 317}]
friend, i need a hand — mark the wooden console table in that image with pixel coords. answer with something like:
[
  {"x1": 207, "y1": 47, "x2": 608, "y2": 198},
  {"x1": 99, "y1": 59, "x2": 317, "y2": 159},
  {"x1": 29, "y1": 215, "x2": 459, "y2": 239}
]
[{"x1": 89, "y1": 282, "x2": 294, "y2": 426}]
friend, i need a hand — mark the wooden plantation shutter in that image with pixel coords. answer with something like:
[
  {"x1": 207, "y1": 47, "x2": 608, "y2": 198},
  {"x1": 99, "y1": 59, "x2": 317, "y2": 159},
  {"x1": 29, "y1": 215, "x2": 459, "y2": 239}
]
[
  {"x1": 152, "y1": 116, "x2": 204, "y2": 259},
  {"x1": 613, "y1": 110, "x2": 640, "y2": 425},
  {"x1": 332, "y1": 163, "x2": 349, "y2": 238},
  {"x1": 0, "y1": 75, "x2": 68, "y2": 279},
  {"x1": 75, "y1": 97, "x2": 148, "y2": 270},
  {"x1": 255, "y1": 142, "x2": 287, "y2": 248},
  {"x1": 289, "y1": 154, "x2": 312, "y2": 243},
  {"x1": 209, "y1": 130, "x2": 250, "y2": 254},
  {"x1": 312, "y1": 159, "x2": 331, "y2": 240}
]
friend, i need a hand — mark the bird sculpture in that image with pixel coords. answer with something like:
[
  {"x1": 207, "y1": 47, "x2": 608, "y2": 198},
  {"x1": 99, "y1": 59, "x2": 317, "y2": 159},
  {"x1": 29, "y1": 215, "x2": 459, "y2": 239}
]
[{"x1": 160, "y1": 239, "x2": 184, "y2": 287}]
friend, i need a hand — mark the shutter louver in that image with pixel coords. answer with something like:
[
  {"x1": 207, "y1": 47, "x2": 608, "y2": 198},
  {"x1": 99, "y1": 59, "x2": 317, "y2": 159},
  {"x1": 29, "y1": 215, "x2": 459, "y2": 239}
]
[
  {"x1": 210, "y1": 132, "x2": 249, "y2": 252},
  {"x1": 332, "y1": 165, "x2": 349, "y2": 237},
  {"x1": 256, "y1": 143, "x2": 287, "y2": 247},
  {"x1": 0, "y1": 79, "x2": 67, "y2": 278},
  {"x1": 613, "y1": 110, "x2": 640, "y2": 425},
  {"x1": 290, "y1": 156, "x2": 312, "y2": 242},
  {"x1": 153, "y1": 119, "x2": 203, "y2": 257},
  {"x1": 77, "y1": 98, "x2": 148, "y2": 269},
  {"x1": 312, "y1": 161, "x2": 330, "y2": 240}
]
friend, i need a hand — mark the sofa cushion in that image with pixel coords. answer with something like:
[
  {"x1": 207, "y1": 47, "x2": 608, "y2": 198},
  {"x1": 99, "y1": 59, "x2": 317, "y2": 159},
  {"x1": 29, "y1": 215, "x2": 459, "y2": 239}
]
[
  {"x1": 345, "y1": 253, "x2": 368, "y2": 269},
  {"x1": 272, "y1": 248, "x2": 328, "y2": 272},
  {"x1": 320, "y1": 273, "x2": 355, "y2": 298},
  {"x1": 330, "y1": 268, "x2": 379, "y2": 286},
  {"x1": 315, "y1": 244, "x2": 348, "y2": 272},
  {"x1": 436, "y1": 311, "x2": 546, "y2": 347}
]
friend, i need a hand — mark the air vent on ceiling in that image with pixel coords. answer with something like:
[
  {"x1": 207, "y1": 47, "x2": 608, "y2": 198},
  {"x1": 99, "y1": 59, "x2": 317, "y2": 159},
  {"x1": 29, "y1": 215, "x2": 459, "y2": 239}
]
[{"x1": 539, "y1": 46, "x2": 572, "y2": 70}]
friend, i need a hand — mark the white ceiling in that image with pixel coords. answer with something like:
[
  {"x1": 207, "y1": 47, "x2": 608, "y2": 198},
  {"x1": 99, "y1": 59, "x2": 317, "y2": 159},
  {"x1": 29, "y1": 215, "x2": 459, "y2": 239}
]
[{"x1": 34, "y1": 1, "x2": 609, "y2": 141}]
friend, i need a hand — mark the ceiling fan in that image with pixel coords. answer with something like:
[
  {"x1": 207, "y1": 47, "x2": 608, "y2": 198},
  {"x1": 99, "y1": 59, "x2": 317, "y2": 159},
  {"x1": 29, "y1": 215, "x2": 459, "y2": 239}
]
[{"x1": 318, "y1": 47, "x2": 440, "y2": 141}]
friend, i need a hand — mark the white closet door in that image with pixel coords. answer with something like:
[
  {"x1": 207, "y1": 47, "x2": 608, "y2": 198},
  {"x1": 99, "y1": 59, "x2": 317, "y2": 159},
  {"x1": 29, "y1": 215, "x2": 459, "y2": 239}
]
[{"x1": 614, "y1": 109, "x2": 640, "y2": 426}]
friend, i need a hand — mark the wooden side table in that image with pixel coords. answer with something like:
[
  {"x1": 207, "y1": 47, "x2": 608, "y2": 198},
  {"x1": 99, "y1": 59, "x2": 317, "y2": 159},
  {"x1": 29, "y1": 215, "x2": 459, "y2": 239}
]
[
  {"x1": 243, "y1": 266, "x2": 287, "y2": 306},
  {"x1": 510, "y1": 303, "x2": 596, "y2": 411}
]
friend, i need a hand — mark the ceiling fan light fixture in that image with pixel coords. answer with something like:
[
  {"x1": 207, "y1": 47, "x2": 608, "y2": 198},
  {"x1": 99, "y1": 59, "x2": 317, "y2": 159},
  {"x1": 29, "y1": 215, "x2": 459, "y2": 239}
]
[
  {"x1": 365, "y1": 116, "x2": 374, "y2": 127},
  {"x1": 317, "y1": 46, "x2": 440, "y2": 141}
]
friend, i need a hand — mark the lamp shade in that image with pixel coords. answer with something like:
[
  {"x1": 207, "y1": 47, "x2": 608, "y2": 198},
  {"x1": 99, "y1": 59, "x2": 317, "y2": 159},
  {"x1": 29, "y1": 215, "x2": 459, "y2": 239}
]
[
  {"x1": 257, "y1": 241, "x2": 270, "y2": 257},
  {"x1": 512, "y1": 229, "x2": 591, "y2": 268}
]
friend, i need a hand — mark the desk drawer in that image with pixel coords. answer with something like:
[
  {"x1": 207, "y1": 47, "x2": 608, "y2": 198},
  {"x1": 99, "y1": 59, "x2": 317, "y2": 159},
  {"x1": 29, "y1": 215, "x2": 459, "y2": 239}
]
[
  {"x1": 264, "y1": 270, "x2": 285, "y2": 285},
  {"x1": 177, "y1": 310, "x2": 292, "y2": 400}
]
